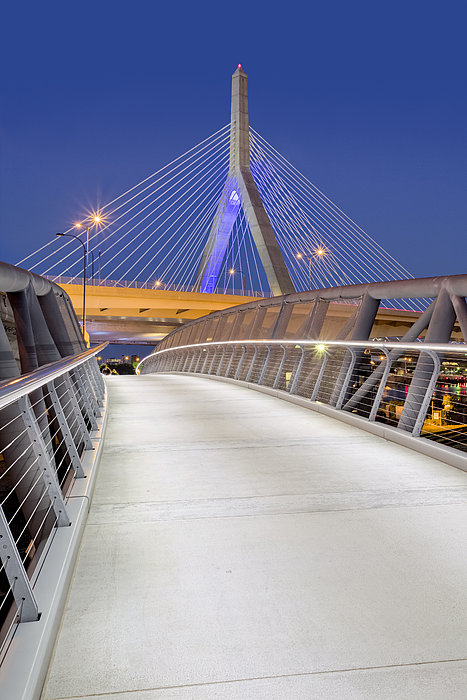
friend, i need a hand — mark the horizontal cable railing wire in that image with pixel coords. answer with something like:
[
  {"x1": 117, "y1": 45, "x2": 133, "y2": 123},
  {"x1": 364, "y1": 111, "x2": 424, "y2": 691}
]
[
  {"x1": 139, "y1": 338, "x2": 467, "y2": 458},
  {"x1": 0, "y1": 342, "x2": 107, "y2": 654}
]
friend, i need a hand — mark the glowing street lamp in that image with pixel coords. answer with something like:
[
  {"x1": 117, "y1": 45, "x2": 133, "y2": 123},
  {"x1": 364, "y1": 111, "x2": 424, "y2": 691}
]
[
  {"x1": 79, "y1": 214, "x2": 102, "y2": 291},
  {"x1": 296, "y1": 247, "x2": 327, "y2": 289},
  {"x1": 55, "y1": 213, "x2": 103, "y2": 341},
  {"x1": 229, "y1": 268, "x2": 245, "y2": 295},
  {"x1": 56, "y1": 232, "x2": 87, "y2": 334}
]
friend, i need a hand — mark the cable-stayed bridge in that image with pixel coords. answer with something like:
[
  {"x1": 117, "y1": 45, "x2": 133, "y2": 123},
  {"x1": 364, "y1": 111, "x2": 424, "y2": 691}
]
[
  {"x1": 0, "y1": 259, "x2": 467, "y2": 698},
  {"x1": 18, "y1": 66, "x2": 426, "y2": 344},
  {"x1": 1, "y1": 67, "x2": 467, "y2": 698}
]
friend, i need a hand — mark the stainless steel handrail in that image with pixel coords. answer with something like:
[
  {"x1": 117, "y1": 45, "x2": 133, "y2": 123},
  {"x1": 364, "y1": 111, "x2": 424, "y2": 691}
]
[
  {"x1": 140, "y1": 337, "x2": 467, "y2": 457},
  {"x1": 138, "y1": 338, "x2": 467, "y2": 367},
  {"x1": 0, "y1": 342, "x2": 108, "y2": 656},
  {"x1": 0, "y1": 342, "x2": 108, "y2": 410}
]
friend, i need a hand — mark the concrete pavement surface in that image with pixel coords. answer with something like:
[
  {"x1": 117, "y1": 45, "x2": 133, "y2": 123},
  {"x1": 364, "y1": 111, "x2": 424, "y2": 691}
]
[{"x1": 42, "y1": 374, "x2": 467, "y2": 699}]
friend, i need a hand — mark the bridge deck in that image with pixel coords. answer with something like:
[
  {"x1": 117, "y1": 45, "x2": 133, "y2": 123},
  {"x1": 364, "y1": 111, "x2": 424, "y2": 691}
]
[{"x1": 43, "y1": 375, "x2": 467, "y2": 699}]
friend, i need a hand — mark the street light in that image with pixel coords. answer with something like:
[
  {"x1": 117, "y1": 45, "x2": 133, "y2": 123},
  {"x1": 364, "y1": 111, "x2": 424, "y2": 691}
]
[
  {"x1": 76, "y1": 215, "x2": 101, "y2": 287},
  {"x1": 56, "y1": 232, "x2": 87, "y2": 336},
  {"x1": 228, "y1": 268, "x2": 245, "y2": 295},
  {"x1": 56, "y1": 213, "x2": 102, "y2": 340},
  {"x1": 296, "y1": 247, "x2": 327, "y2": 290}
]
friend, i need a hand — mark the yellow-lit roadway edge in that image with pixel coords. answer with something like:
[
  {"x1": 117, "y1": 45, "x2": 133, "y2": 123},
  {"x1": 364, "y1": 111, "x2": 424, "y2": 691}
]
[
  {"x1": 57, "y1": 283, "x2": 435, "y2": 346},
  {"x1": 59, "y1": 283, "x2": 264, "y2": 343}
]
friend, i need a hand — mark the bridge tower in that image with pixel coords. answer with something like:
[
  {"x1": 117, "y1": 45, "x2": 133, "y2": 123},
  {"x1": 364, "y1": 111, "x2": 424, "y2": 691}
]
[{"x1": 195, "y1": 66, "x2": 295, "y2": 296}]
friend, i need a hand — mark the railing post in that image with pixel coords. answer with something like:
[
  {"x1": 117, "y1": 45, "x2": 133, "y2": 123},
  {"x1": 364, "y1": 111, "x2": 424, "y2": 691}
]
[
  {"x1": 216, "y1": 346, "x2": 227, "y2": 376},
  {"x1": 310, "y1": 352, "x2": 329, "y2": 401},
  {"x1": 258, "y1": 344, "x2": 271, "y2": 385},
  {"x1": 78, "y1": 364, "x2": 101, "y2": 418},
  {"x1": 71, "y1": 368, "x2": 98, "y2": 431},
  {"x1": 182, "y1": 352, "x2": 191, "y2": 372},
  {"x1": 234, "y1": 346, "x2": 246, "y2": 380},
  {"x1": 187, "y1": 351, "x2": 197, "y2": 373},
  {"x1": 47, "y1": 382, "x2": 85, "y2": 478},
  {"x1": 85, "y1": 360, "x2": 105, "y2": 406},
  {"x1": 208, "y1": 346, "x2": 219, "y2": 374},
  {"x1": 410, "y1": 350, "x2": 441, "y2": 437},
  {"x1": 20, "y1": 397, "x2": 71, "y2": 527},
  {"x1": 398, "y1": 289, "x2": 455, "y2": 432},
  {"x1": 224, "y1": 345, "x2": 236, "y2": 377},
  {"x1": 201, "y1": 348, "x2": 210, "y2": 374},
  {"x1": 273, "y1": 345, "x2": 287, "y2": 389},
  {"x1": 85, "y1": 360, "x2": 104, "y2": 405},
  {"x1": 245, "y1": 345, "x2": 259, "y2": 383},
  {"x1": 175, "y1": 352, "x2": 185, "y2": 372},
  {"x1": 63, "y1": 374, "x2": 93, "y2": 450},
  {"x1": 194, "y1": 348, "x2": 204, "y2": 373},
  {"x1": 0, "y1": 508, "x2": 39, "y2": 622},
  {"x1": 289, "y1": 345, "x2": 305, "y2": 394},
  {"x1": 369, "y1": 349, "x2": 392, "y2": 421},
  {"x1": 335, "y1": 347, "x2": 357, "y2": 410}
]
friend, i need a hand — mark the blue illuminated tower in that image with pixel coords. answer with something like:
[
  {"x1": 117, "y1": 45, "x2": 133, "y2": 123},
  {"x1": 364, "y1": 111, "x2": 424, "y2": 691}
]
[{"x1": 196, "y1": 66, "x2": 295, "y2": 296}]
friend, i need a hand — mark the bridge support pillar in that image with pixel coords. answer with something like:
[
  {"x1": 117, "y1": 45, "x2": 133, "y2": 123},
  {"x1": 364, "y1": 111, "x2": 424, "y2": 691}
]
[
  {"x1": 398, "y1": 289, "x2": 456, "y2": 433},
  {"x1": 196, "y1": 66, "x2": 295, "y2": 297}
]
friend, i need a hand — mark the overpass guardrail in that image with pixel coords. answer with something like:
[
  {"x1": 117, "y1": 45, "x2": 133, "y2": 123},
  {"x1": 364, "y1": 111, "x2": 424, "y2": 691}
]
[{"x1": 44, "y1": 274, "x2": 273, "y2": 298}]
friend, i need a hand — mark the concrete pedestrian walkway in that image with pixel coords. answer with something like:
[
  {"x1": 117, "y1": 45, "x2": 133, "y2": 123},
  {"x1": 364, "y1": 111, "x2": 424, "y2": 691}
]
[{"x1": 42, "y1": 374, "x2": 467, "y2": 699}]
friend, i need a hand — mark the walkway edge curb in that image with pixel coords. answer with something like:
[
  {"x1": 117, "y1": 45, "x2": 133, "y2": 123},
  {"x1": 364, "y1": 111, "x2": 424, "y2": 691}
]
[
  {"x1": 0, "y1": 390, "x2": 109, "y2": 700},
  {"x1": 179, "y1": 372, "x2": 467, "y2": 473}
]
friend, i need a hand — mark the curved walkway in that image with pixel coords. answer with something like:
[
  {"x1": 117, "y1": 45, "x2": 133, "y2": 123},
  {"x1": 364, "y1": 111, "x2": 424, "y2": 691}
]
[{"x1": 42, "y1": 374, "x2": 467, "y2": 699}]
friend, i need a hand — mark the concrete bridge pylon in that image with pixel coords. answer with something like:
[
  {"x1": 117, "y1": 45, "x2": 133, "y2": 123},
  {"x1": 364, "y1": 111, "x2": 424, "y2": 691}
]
[{"x1": 195, "y1": 66, "x2": 296, "y2": 297}]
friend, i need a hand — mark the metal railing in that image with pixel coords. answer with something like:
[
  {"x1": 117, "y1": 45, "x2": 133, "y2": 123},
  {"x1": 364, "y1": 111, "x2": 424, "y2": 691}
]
[
  {"x1": 44, "y1": 275, "x2": 273, "y2": 298},
  {"x1": 0, "y1": 342, "x2": 106, "y2": 653},
  {"x1": 140, "y1": 339, "x2": 467, "y2": 456}
]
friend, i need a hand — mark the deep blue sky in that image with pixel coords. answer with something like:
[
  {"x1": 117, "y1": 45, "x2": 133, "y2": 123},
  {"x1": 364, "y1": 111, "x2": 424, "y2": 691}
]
[{"x1": 1, "y1": 2, "x2": 465, "y2": 282}]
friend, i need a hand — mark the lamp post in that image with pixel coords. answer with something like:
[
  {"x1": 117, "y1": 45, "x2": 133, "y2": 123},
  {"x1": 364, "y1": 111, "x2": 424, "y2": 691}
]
[
  {"x1": 228, "y1": 268, "x2": 245, "y2": 295},
  {"x1": 75, "y1": 216, "x2": 101, "y2": 286},
  {"x1": 56, "y1": 214, "x2": 101, "y2": 340},
  {"x1": 88, "y1": 250, "x2": 96, "y2": 285},
  {"x1": 296, "y1": 248, "x2": 325, "y2": 290},
  {"x1": 56, "y1": 232, "x2": 87, "y2": 335}
]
